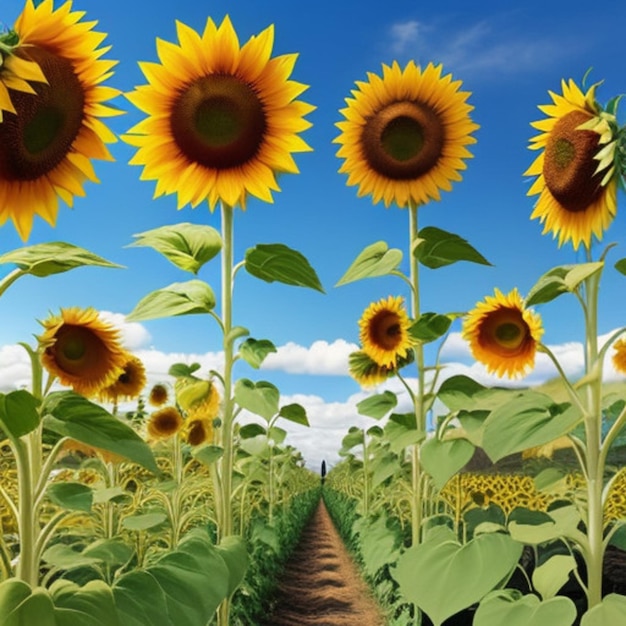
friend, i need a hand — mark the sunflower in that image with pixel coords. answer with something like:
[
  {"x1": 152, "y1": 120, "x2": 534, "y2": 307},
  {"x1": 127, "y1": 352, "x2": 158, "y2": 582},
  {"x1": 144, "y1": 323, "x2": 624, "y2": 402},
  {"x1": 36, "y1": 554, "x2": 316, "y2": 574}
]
[
  {"x1": 359, "y1": 296, "x2": 414, "y2": 368},
  {"x1": 98, "y1": 354, "x2": 147, "y2": 403},
  {"x1": 148, "y1": 382, "x2": 169, "y2": 407},
  {"x1": 612, "y1": 338, "x2": 626, "y2": 375},
  {"x1": 123, "y1": 15, "x2": 314, "y2": 211},
  {"x1": 184, "y1": 417, "x2": 213, "y2": 446},
  {"x1": 146, "y1": 406, "x2": 184, "y2": 441},
  {"x1": 39, "y1": 307, "x2": 127, "y2": 396},
  {"x1": 525, "y1": 79, "x2": 619, "y2": 249},
  {"x1": 334, "y1": 61, "x2": 478, "y2": 208},
  {"x1": 462, "y1": 288, "x2": 544, "y2": 379},
  {"x1": 348, "y1": 349, "x2": 414, "y2": 387},
  {"x1": 0, "y1": 0, "x2": 122, "y2": 241}
]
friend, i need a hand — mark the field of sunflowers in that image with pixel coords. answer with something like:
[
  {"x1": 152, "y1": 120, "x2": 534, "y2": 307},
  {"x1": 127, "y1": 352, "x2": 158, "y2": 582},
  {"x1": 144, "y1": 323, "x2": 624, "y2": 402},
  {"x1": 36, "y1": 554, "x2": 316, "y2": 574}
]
[{"x1": 1, "y1": 0, "x2": 626, "y2": 624}]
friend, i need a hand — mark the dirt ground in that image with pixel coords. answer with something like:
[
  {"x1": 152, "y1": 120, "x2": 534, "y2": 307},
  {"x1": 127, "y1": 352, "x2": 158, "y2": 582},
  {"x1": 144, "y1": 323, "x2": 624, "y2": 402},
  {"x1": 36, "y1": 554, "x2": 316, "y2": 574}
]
[{"x1": 263, "y1": 501, "x2": 386, "y2": 626}]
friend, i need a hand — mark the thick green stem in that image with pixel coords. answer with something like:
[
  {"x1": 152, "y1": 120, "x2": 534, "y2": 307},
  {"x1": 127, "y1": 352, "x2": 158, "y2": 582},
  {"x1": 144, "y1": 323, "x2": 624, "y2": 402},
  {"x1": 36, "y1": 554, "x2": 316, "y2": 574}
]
[
  {"x1": 217, "y1": 203, "x2": 236, "y2": 626},
  {"x1": 582, "y1": 264, "x2": 604, "y2": 609},
  {"x1": 362, "y1": 431, "x2": 370, "y2": 518},
  {"x1": 409, "y1": 204, "x2": 425, "y2": 547},
  {"x1": 13, "y1": 436, "x2": 37, "y2": 586}
]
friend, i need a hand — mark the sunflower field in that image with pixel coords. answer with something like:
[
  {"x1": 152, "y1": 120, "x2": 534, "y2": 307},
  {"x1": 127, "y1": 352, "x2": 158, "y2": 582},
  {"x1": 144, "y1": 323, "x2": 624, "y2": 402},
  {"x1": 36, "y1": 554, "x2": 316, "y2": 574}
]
[{"x1": 1, "y1": 0, "x2": 626, "y2": 625}]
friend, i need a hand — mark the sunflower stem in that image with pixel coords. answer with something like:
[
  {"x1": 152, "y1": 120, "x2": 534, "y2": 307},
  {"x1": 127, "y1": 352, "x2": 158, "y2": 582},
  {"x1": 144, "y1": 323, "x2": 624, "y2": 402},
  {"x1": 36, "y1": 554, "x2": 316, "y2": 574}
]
[
  {"x1": 408, "y1": 203, "x2": 425, "y2": 548},
  {"x1": 217, "y1": 202, "x2": 235, "y2": 626}
]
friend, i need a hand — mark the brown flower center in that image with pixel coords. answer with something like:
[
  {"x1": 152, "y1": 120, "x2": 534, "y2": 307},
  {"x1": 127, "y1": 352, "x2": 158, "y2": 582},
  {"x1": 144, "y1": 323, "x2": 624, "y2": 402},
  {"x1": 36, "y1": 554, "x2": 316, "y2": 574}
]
[
  {"x1": 543, "y1": 110, "x2": 603, "y2": 213},
  {"x1": 370, "y1": 311, "x2": 403, "y2": 350},
  {"x1": 0, "y1": 46, "x2": 84, "y2": 181},
  {"x1": 480, "y1": 309, "x2": 530, "y2": 355},
  {"x1": 170, "y1": 74, "x2": 266, "y2": 169},
  {"x1": 50, "y1": 326, "x2": 101, "y2": 375},
  {"x1": 361, "y1": 100, "x2": 444, "y2": 180}
]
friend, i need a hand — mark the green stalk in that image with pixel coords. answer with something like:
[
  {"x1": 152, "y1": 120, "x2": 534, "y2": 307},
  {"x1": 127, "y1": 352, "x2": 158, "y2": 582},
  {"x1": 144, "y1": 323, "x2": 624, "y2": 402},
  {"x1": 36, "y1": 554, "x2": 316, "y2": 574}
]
[
  {"x1": 217, "y1": 203, "x2": 236, "y2": 626},
  {"x1": 362, "y1": 430, "x2": 370, "y2": 519},
  {"x1": 582, "y1": 260, "x2": 604, "y2": 610},
  {"x1": 408, "y1": 203, "x2": 425, "y2": 548}
]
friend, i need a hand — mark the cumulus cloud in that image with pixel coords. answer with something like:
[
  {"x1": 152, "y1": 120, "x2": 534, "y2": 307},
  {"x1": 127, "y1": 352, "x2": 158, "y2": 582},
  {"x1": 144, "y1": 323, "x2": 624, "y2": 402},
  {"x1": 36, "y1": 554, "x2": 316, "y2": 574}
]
[
  {"x1": 261, "y1": 339, "x2": 358, "y2": 375},
  {"x1": 99, "y1": 311, "x2": 152, "y2": 351}
]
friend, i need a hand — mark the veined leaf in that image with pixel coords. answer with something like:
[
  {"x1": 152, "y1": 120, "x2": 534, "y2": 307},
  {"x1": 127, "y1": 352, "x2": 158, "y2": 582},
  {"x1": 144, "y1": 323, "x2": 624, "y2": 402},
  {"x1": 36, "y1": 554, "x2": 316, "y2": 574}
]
[
  {"x1": 245, "y1": 243, "x2": 324, "y2": 292},
  {"x1": 47, "y1": 482, "x2": 93, "y2": 512},
  {"x1": 126, "y1": 280, "x2": 216, "y2": 321},
  {"x1": 234, "y1": 379, "x2": 279, "y2": 421},
  {"x1": 0, "y1": 390, "x2": 40, "y2": 439},
  {"x1": 421, "y1": 437, "x2": 475, "y2": 490},
  {"x1": 239, "y1": 338, "x2": 277, "y2": 369},
  {"x1": 414, "y1": 226, "x2": 491, "y2": 269},
  {"x1": 129, "y1": 223, "x2": 221, "y2": 274},
  {"x1": 278, "y1": 403, "x2": 309, "y2": 426},
  {"x1": 336, "y1": 241, "x2": 402, "y2": 286},
  {"x1": 0, "y1": 242, "x2": 121, "y2": 277},
  {"x1": 526, "y1": 262, "x2": 603, "y2": 306},
  {"x1": 357, "y1": 390, "x2": 397, "y2": 419}
]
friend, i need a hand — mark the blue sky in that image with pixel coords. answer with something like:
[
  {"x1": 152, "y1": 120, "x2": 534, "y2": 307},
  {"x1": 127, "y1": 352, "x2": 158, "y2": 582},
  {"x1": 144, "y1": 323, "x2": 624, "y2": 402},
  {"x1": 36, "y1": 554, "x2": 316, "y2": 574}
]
[{"x1": 2, "y1": 0, "x2": 626, "y2": 469}]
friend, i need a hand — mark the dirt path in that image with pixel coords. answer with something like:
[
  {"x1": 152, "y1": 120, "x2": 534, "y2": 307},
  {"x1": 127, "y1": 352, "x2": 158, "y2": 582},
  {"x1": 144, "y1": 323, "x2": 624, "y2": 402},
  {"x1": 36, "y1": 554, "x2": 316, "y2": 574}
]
[{"x1": 264, "y1": 501, "x2": 386, "y2": 626}]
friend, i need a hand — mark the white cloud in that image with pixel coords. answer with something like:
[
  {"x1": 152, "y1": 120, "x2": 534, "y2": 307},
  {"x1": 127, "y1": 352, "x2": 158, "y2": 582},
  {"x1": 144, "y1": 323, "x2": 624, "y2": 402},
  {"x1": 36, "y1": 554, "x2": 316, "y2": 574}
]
[
  {"x1": 261, "y1": 339, "x2": 358, "y2": 375},
  {"x1": 390, "y1": 20, "x2": 420, "y2": 55},
  {"x1": 99, "y1": 311, "x2": 152, "y2": 350},
  {"x1": 0, "y1": 344, "x2": 32, "y2": 391}
]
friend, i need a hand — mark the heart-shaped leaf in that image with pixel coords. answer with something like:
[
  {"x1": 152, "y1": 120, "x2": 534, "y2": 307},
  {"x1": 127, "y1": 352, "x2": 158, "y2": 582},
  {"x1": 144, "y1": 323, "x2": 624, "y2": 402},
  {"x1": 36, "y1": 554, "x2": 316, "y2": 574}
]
[
  {"x1": 234, "y1": 379, "x2": 279, "y2": 421},
  {"x1": 336, "y1": 241, "x2": 403, "y2": 286}
]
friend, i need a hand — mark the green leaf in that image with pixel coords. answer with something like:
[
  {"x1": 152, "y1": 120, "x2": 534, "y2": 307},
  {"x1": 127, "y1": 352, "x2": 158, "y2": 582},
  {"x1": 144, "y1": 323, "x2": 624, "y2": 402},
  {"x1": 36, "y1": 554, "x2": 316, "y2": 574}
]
[
  {"x1": 508, "y1": 506, "x2": 585, "y2": 546},
  {"x1": 0, "y1": 579, "x2": 34, "y2": 617},
  {"x1": 335, "y1": 241, "x2": 403, "y2": 286},
  {"x1": 474, "y1": 590, "x2": 577, "y2": 626},
  {"x1": 244, "y1": 243, "x2": 324, "y2": 292},
  {"x1": 394, "y1": 527, "x2": 523, "y2": 625},
  {"x1": 234, "y1": 379, "x2": 279, "y2": 421},
  {"x1": 122, "y1": 512, "x2": 168, "y2": 531},
  {"x1": 215, "y1": 536, "x2": 248, "y2": 597},
  {"x1": 357, "y1": 390, "x2": 398, "y2": 419},
  {"x1": 0, "y1": 242, "x2": 121, "y2": 277},
  {"x1": 410, "y1": 312, "x2": 457, "y2": 343},
  {"x1": 414, "y1": 226, "x2": 491, "y2": 269},
  {"x1": 269, "y1": 426, "x2": 287, "y2": 444},
  {"x1": 421, "y1": 437, "x2": 475, "y2": 490},
  {"x1": 81, "y1": 539, "x2": 133, "y2": 567},
  {"x1": 42, "y1": 391, "x2": 158, "y2": 473},
  {"x1": 50, "y1": 579, "x2": 120, "y2": 626},
  {"x1": 371, "y1": 452, "x2": 402, "y2": 489},
  {"x1": 42, "y1": 544, "x2": 102, "y2": 570},
  {"x1": 615, "y1": 258, "x2": 626, "y2": 276},
  {"x1": 437, "y1": 375, "x2": 515, "y2": 413},
  {"x1": 238, "y1": 424, "x2": 267, "y2": 438},
  {"x1": 340, "y1": 427, "x2": 364, "y2": 452},
  {"x1": 129, "y1": 223, "x2": 222, "y2": 274},
  {"x1": 532, "y1": 554, "x2": 576, "y2": 600},
  {"x1": 238, "y1": 338, "x2": 277, "y2": 369},
  {"x1": 581, "y1": 593, "x2": 626, "y2": 625},
  {"x1": 482, "y1": 393, "x2": 583, "y2": 463},
  {"x1": 355, "y1": 514, "x2": 401, "y2": 577},
  {"x1": 168, "y1": 362, "x2": 201, "y2": 378},
  {"x1": 278, "y1": 403, "x2": 309, "y2": 426},
  {"x1": 526, "y1": 263, "x2": 603, "y2": 306},
  {"x1": 126, "y1": 280, "x2": 216, "y2": 321},
  {"x1": 192, "y1": 444, "x2": 224, "y2": 466},
  {"x1": 0, "y1": 389, "x2": 41, "y2": 439},
  {"x1": 113, "y1": 571, "x2": 174, "y2": 626},
  {"x1": 384, "y1": 415, "x2": 425, "y2": 454},
  {"x1": 47, "y1": 482, "x2": 93, "y2": 512}
]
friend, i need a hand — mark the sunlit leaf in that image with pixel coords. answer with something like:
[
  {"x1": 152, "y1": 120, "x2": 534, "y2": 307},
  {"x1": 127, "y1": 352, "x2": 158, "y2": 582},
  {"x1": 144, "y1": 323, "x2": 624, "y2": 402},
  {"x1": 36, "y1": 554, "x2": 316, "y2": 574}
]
[
  {"x1": 278, "y1": 403, "x2": 309, "y2": 426},
  {"x1": 126, "y1": 280, "x2": 216, "y2": 321},
  {"x1": 336, "y1": 241, "x2": 402, "y2": 286},
  {"x1": 234, "y1": 379, "x2": 279, "y2": 421},
  {"x1": 239, "y1": 338, "x2": 277, "y2": 369},
  {"x1": 526, "y1": 263, "x2": 603, "y2": 306},
  {"x1": 0, "y1": 390, "x2": 40, "y2": 439},
  {"x1": 421, "y1": 437, "x2": 475, "y2": 490},
  {"x1": 245, "y1": 243, "x2": 324, "y2": 292},
  {"x1": 129, "y1": 223, "x2": 222, "y2": 274},
  {"x1": 357, "y1": 390, "x2": 397, "y2": 419},
  {"x1": 414, "y1": 226, "x2": 491, "y2": 269}
]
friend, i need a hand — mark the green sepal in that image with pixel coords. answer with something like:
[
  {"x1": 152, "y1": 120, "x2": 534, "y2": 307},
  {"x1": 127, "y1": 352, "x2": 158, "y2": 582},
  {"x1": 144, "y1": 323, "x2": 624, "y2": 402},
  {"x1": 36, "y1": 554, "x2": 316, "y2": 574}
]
[
  {"x1": 129, "y1": 223, "x2": 222, "y2": 274},
  {"x1": 126, "y1": 280, "x2": 216, "y2": 321},
  {"x1": 244, "y1": 243, "x2": 324, "y2": 292},
  {"x1": 336, "y1": 241, "x2": 403, "y2": 286},
  {"x1": 414, "y1": 226, "x2": 491, "y2": 269}
]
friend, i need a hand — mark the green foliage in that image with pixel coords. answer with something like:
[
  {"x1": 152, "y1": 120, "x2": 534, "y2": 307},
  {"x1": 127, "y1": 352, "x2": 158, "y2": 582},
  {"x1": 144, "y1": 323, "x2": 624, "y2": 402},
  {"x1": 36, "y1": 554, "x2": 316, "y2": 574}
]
[
  {"x1": 526, "y1": 262, "x2": 603, "y2": 306},
  {"x1": 421, "y1": 436, "x2": 475, "y2": 491},
  {"x1": 238, "y1": 338, "x2": 277, "y2": 369},
  {"x1": 414, "y1": 226, "x2": 491, "y2": 269},
  {"x1": 335, "y1": 241, "x2": 403, "y2": 286},
  {"x1": 233, "y1": 379, "x2": 279, "y2": 421},
  {"x1": 580, "y1": 593, "x2": 626, "y2": 625},
  {"x1": 357, "y1": 391, "x2": 398, "y2": 419},
  {"x1": 244, "y1": 243, "x2": 324, "y2": 292},
  {"x1": 0, "y1": 389, "x2": 41, "y2": 439}
]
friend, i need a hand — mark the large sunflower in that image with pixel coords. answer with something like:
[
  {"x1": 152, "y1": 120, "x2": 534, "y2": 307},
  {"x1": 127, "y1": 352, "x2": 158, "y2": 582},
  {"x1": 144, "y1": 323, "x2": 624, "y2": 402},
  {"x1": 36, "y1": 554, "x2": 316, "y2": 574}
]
[
  {"x1": 334, "y1": 61, "x2": 478, "y2": 208},
  {"x1": 462, "y1": 288, "x2": 544, "y2": 379},
  {"x1": 359, "y1": 296, "x2": 413, "y2": 368},
  {"x1": 525, "y1": 79, "x2": 619, "y2": 249},
  {"x1": 98, "y1": 354, "x2": 147, "y2": 403},
  {"x1": 39, "y1": 307, "x2": 127, "y2": 396},
  {"x1": 123, "y1": 15, "x2": 314, "y2": 211},
  {"x1": 0, "y1": 0, "x2": 121, "y2": 241}
]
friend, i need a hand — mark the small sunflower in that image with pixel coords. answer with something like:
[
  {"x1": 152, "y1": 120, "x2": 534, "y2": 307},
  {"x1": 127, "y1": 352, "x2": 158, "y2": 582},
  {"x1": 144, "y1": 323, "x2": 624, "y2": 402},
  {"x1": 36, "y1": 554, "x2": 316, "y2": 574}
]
[
  {"x1": 462, "y1": 288, "x2": 544, "y2": 379},
  {"x1": 334, "y1": 61, "x2": 478, "y2": 208},
  {"x1": 39, "y1": 307, "x2": 127, "y2": 396},
  {"x1": 98, "y1": 354, "x2": 147, "y2": 403},
  {"x1": 612, "y1": 338, "x2": 626, "y2": 375},
  {"x1": 0, "y1": 0, "x2": 122, "y2": 241},
  {"x1": 359, "y1": 296, "x2": 414, "y2": 368},
  {"x1": 348, "y1": 349, "x2": 414, "y2": 387},
  {"x1": 148, "y1": 382, "x2": 169, "y2": 407},
  {"x1": 184, "y1": 417, "x2": 213, "y2": 446},
  {"x1": 123, "y1": 15, "x2": 314, "y2": 211},
  {"x1": 147, "y1": 406, "x2": 184, "y2": 441},
  {"x1": 525, "y1": 78, "x2": 619, "y2": 249}
]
